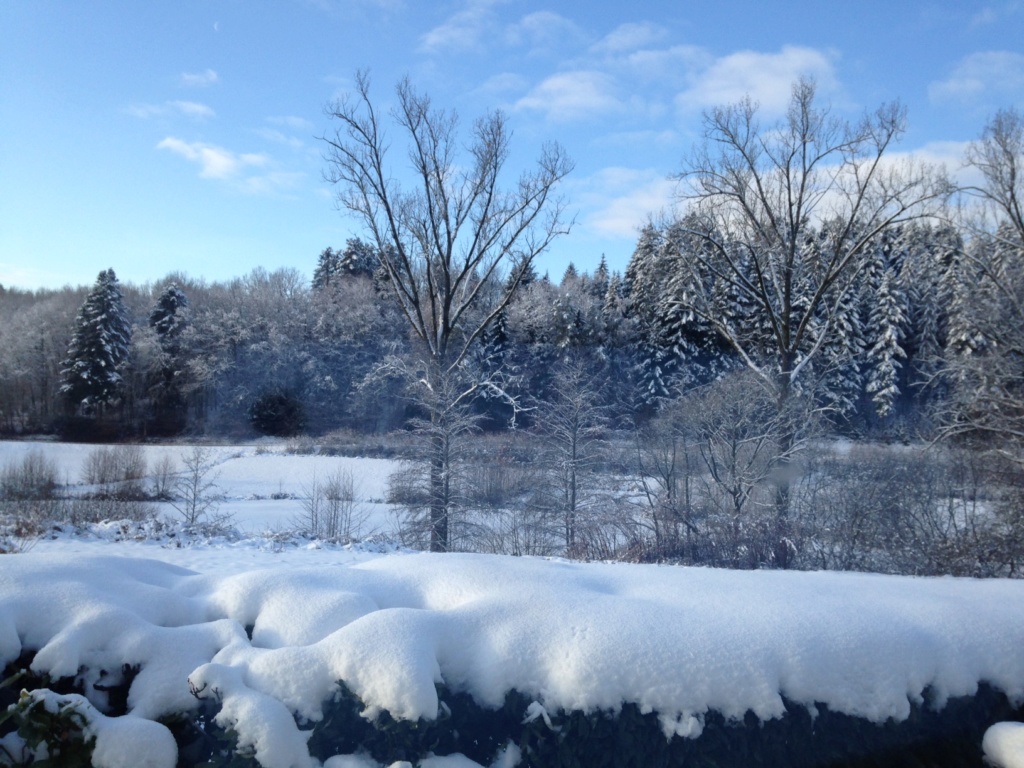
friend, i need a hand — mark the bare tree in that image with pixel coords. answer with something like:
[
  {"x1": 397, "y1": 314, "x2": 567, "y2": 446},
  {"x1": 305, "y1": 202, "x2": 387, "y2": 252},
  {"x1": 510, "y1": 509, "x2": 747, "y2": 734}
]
[
  {"x1": 630, "y1": 400, "x2": 701, "y2": 561},
  {"x1": 963, "y1": 107, "x2": 1024, "y2": 242},
  {"x1": 669, "y1": 78, "x2": 948, "y2": 538},
  {"x1": 690, "y1": 372, "x2": 815, "y2": 567},
  {"x1": 322, "y1": 72, "x2": 573, "y2": 551},
  {"x1": 170, "y1": 446, "x2": 225, "y2": 527},
  {"x1": 535, "y1": 355, "x2": 609, "y2": 556},
  {"x1": 941, "y1": 108, "x2": 1024, "y2": 463},
  {"x1": 672, "y1": 78, "x2": 949, "y2": 404}
]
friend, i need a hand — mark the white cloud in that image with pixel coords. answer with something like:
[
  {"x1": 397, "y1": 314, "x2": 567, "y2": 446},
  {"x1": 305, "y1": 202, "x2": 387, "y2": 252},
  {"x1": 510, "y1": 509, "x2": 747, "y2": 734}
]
[
  {"x1": 476, "y1": 72, "x2": 530, "y2": 97},
  {"x1": 591, "y1": 21, "x2": 668, "y2": 55},
  {"x1": 267, "y1": 115, "x2": 314, "y2": 131},
  {"x1": 621, "y1": 44, "x2": 710, "y2": 85},
  {"x1": 971, "y1": 7, "x2": 999, "y2": 26},
  {"x1": 576, "y1": 167, "x2": 677, "y2": 239},
  {"x1": 505, "y1": 11, "x2": 584, "y2": 52},
  {"x1": 157, "y1": 138, "x2": 303, "y2": 195},
  {"x1": 256, "y1": 127, "x2": 305, "y2": 150},
  {"x1": 170, "y1": 100, "x2": 216, "y2": 119},
  {"x1": 677, "y1": 45, "x2": 839, "y2": 115},
  {"x1": 883, "y1": 140, "x2": 985, "y2": 189},
  {"x1": 929, "y1": 51, "x2": 1024, "y2": 104},
  {"x1": 418, "y1": 0, "x2": 504, "y2": 54},
  {"x1": 126, "y1": 101, "x2": 215, "y2": 120},
  {"x1": 180, "y1": 69, "x2": 219, "y2": 87},
  {"x1": 240, "y1": 171, "x2": 306, "y2": 195},
  {"x1": 969, "y1": 3, "x2": 1020, "y2": 27},
  {"x1": 515, "y1": 70, "x2": 622, "y2": 122},
  {"x1": 157, "y1": 137, "x2": 268, "y2": 180}
]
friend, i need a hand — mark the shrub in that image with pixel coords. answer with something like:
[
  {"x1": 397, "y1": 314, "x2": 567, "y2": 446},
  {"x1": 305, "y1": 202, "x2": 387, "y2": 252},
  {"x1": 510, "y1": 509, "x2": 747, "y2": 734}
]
[
  {"x1": 296, "y1": 468, "x2": 366, "y2": 540},
  {"x1": 82, "y1": 445, "x2": 148, "y2": 500},
  {"x1": 150, "y1": 453, "x2": 177, "y2": 501},
  {"x1": 0, "y1": 450, "x2": 58, "y2": 501}
]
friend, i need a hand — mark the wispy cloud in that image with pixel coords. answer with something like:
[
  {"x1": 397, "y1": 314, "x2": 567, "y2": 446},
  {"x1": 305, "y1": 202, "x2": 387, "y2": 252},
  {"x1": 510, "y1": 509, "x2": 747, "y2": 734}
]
[
  {"x1": 591, "y1": 22, "x2": 668, "y2": 55},
  {"x1": 620, "y1": 45, "x2": 710, "y2": 86},
  {"x1": 969, "y1": 3, "x2": 1020, "y2": 27},
  {"x1": 476, "y1": 72, "x2": 530, "y2": 99},
  {"x1": 970, "y1": 7, "x2": 999, "y2": 26},
  {"x1": 126, "y1": 101, "x2": 215, "y2": 120},
  {"x1": 256, "y1": 127, "x2": 305, "y2": 150},
  {"x1": 180, "y1": 69, "x2": 219, "y2": 87},
  {"x1": 157, "y1": 137, "x2": 305, "y2": 195},
  {"x1": 267, "y1": 115, "x2": 314, "y2": 131},
  {"x1": 677, "y1": 45, "x2": 839, "y2": 115},
  {"x1": 171, "y1": 101, "x2": 216, "y2": 119},
  {"x1": 515, "y1": 70, "x2": 623, "y2": 122},
  {"x1": 576, "y1": 167, "x2": 677, "y2": 239},
  {"x1": 505, "y1": 11, "x2": 584, "y2": 53},
  {"x1": 418, "y1": 0, "x2": 504, "y2": 54},
  {"x1": 157, "y1": 137, "x2": 268, "y2": 180},
  {"x1": 258, "y1": 116, "x2": 314, "y2": 150},
  {"x1": 929, "y1": 51, "x2": 1024, "y2": 104},
  {"x1": 239, "y1": 171, "x2": 306, "y2": 195}
]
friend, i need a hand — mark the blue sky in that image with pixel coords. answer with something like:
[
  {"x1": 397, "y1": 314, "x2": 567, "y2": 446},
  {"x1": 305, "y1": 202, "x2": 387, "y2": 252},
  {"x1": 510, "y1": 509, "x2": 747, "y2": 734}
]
[{"x1": 2, "y1": 1, "x2": 1022, "y2": 291}]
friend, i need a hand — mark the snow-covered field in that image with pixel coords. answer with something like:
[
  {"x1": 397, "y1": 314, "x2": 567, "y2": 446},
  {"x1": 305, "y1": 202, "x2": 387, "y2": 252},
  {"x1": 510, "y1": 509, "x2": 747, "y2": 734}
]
[
  {"x1": 1, "y1": 441, "x2": 1023, "y2": 768},
  {"x1": 0, "y1": 440, "x2": 400, "y2": 536}
]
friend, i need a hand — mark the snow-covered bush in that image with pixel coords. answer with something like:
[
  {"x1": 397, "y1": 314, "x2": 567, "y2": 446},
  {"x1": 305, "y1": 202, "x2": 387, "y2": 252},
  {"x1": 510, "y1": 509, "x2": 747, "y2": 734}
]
[
  {"x1": 296, "y1": 469, "x2": 367, "y2": 541},
  {"x1": 0, "y1": 451, "x2": 58, "y2": 502},
  {"x1": 82, "y1": 445, "x2": 148, "y2": 500}
]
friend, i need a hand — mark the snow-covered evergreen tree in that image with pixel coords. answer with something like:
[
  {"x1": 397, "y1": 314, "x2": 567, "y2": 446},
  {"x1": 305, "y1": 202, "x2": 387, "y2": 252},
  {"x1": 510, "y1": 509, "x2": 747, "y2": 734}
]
[
  {"x1": 59, "y1": 269, "x2": 132, "y2": 415},
  {"x1": 864, "y1": 266, "x2": 907, "y2": 418},
  {"x1": 311, "y1": 247, "x2": 342, "y2": 290},
  {"x1": 813, "y1": 289, "x2": 863, "y2": 420},
  {"x1": 149, "y1": 283, "x2": 189, "y2": 354},
  {"x1": 146, "y1": 283, "x2": 190, "y2": 433}
]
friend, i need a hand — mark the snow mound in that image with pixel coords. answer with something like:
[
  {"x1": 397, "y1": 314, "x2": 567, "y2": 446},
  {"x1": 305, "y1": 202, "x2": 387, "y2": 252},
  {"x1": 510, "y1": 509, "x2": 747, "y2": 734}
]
[
  {"x1": 984, "y1": 721, "x2": 1024, "y2": 768},
  {"x1": 1, "y1": 552, "x2": 1023, "y2": 768}
]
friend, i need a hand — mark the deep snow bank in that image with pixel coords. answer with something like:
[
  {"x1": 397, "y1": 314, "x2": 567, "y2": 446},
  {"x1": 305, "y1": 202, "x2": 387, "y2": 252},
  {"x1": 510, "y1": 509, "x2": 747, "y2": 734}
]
[{"x1": 1, "y1": 552, "x2": 1023, "y2": 767}]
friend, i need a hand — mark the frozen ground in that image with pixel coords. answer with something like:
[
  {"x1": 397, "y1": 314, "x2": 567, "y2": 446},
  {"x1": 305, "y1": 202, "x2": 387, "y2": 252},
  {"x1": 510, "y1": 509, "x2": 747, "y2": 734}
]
[
  {"x1": 0, "y1": 439, "x2": 401, "y2": 536},
  {"x1": 0, "y1": 441, "x2": 1023, "y2": 768}
]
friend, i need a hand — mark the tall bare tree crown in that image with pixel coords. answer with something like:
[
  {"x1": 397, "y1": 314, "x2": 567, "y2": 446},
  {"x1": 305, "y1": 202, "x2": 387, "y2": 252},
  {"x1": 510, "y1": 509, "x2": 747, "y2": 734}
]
[{"x1": 321, "y1": 71, "x2": 574, "y2": 373}]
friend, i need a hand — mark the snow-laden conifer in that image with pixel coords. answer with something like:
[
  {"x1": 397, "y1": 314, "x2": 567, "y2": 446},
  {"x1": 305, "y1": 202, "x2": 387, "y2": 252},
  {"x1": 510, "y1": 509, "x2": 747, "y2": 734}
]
[{"x1": 59, "y1": 269, "x2": 132, "y2": 415}]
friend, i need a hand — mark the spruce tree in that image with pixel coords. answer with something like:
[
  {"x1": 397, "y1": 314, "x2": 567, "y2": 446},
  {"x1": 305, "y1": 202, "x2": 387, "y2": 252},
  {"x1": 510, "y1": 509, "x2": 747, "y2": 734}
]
[
  {"x1": 148, "y1": 283, "x2": 189, "y2": 434},
  {"x1": 312, "y1": 247, "x2": 342, "y2": 290},
  {"x1": 59, "y1": 269, "x2": 132, "y2": 415},
  {"x1": 149, "y1": 283, "x2": 189, "y2": 354},
  {"x1": 865, "y1": 267, "x2": 907, "y2": 418}
]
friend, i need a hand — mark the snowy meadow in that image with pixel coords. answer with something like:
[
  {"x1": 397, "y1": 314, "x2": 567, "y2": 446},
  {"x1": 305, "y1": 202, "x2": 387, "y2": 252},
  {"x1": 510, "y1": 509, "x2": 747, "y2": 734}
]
[{"x1": 0, "y1": 441, "x2": 1023, "y2": 768}]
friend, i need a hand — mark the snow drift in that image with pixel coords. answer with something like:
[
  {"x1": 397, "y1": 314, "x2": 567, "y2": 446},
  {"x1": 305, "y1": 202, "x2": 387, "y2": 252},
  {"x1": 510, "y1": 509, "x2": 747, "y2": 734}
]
[{"x1": 1, "y1": 552, "x2": 1023, "y2": 767}]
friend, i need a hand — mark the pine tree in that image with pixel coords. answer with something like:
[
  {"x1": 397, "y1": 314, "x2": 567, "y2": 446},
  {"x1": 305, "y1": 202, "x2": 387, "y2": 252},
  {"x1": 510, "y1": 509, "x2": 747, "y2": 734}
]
[
  {"x1": 899, "y1": 223, "x2": 959, "y2": 406},
  {"x1": 561, "y1": 262, "x2": 578, "y2": 287},
  {"x1": 312, "y1": 247, "x2": 342, "y2": 290},
  {"x1": 149, "y1": 283, "x2": 189, "y2": 354},
  {"x1": 148, "y1": 283, "x2": 190, "y2": 434},
  {"x1": 59, "y1": 269, "x2": 132, "y2": 415},
  {"x1": 591, "y1": 255, "x2": 609, "y2": 299},
  {"x1": 338, "y1": 237, "x2": 380, "y2": 278},
  {"x1": 865, "y1": 267, "x2": 907, "y2": 418}
]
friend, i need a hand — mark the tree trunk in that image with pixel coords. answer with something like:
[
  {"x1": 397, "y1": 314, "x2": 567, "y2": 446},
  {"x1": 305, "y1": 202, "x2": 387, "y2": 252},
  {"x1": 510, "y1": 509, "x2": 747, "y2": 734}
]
[{"x1": 429, "y1": 412, "x2": 449, "y2": 553}]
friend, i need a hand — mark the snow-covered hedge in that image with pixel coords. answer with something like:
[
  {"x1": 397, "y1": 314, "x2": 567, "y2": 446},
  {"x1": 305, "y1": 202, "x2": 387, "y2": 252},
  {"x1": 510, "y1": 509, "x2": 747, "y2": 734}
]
[{"x1": 1, "y1": 553, "x2": 1023, "y2": 767}]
